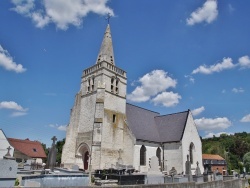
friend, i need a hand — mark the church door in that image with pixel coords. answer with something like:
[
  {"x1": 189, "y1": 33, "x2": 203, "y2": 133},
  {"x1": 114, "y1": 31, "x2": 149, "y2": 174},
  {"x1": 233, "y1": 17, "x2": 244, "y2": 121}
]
[{"x1": 84, "y1": 151, "x2": 89, "y2": 170}]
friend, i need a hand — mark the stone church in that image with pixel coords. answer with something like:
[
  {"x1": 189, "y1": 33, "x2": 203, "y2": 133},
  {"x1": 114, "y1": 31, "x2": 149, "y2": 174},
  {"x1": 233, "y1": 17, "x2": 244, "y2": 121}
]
[{"x1": 61, "y1": 24, "x2": 203, "y2": 175}]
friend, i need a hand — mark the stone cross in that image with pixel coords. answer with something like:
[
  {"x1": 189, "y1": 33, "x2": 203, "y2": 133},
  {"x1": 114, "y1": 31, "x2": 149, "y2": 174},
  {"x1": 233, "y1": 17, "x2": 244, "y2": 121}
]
[
  {"x1": 5, "y1": 146, "x2": 11, "y2": 157},
  {"x1": 51, "y1": 136, "x2": 57, "y2": 146},
  {"x1": 106, "y1": 13, "x2": 111, "y2": 24}
]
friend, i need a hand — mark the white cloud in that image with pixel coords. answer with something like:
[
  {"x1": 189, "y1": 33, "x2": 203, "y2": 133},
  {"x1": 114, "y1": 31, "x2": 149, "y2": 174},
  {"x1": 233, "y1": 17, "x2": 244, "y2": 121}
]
[
  {"x1": 238, "y1": 55, "x2": 250, "y2": 69},
  {"x1": 11, "y1": 0, "x2": 114, "y2": 30},
  {"x1": 127, "y1": 70, "x2": 179, "y2": 104},
  {"x1": 0, "y1": 101, "x2": 27, "y2": 111},
  {"x1": 187, "y1": 0, "x2": 218, "y2": 26},
  {"x1": 192, "y1": 106, "x2": 205, "y2": 116},
  {"x1": 221, "y1": 89, "x2": 226, "y2": 94},
  {"x1": 152, "y1": 91, "x2": 181, "y2": 107},
  {"x1": 0, "y1": 101, "x2": 28, "y2": 117},
  {"x1": 11, "y1": 111, "x2": 28, "y2": 117},
  {"x1": 49, "y1": 124, "x2": 67, "y2": 131},
  {"x1": 0, "y1": 45, "x2": 26, "y2": 73},
  {"x1": 240, "y1": 114, "x2": 250, "y2": 123},
  {"x1": 184, "y1": 75, "x2": 195, "y2": 83},
  {"x1": 203, "y1": 132, "x2": 233, "y2": 138},
  {"x1": 195, "y1": 117, "x2": 231, "y2": 131},
  {"x1": 232, "y1": 87, "x2": 244, "y2": 93},
  {"x1": 192, "y1": 57, "x2": 235, "y2": 74}
]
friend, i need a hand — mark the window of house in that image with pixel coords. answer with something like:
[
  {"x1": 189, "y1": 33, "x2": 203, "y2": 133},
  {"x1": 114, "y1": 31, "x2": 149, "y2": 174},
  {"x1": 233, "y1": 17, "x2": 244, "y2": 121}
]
[{"x1": 140, "y1": 145, "x2": 146, "y2": 166}]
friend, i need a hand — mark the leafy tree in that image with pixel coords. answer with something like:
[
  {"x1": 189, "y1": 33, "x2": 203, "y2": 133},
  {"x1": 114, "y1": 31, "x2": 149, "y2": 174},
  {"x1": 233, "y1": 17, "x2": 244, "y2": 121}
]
[
  {"x1": 202, "y1": 132, "x2": 250, "y2": 173},
  {"x1": 56, "y1": 138, "x2": 65, "y2": 164},
  {"x1": 243, "y1": 152, "x2": 250, "y2": 173}
]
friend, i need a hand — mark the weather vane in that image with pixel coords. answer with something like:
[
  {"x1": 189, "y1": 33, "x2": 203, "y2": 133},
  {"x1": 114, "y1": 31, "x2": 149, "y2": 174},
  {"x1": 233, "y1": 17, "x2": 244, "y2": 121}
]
[{"x1": 106, "y1": 13, "x2": 111, "y2": 24}]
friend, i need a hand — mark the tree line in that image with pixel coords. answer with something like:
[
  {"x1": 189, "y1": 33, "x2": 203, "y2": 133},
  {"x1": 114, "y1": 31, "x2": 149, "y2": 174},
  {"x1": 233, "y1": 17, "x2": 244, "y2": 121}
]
[{"x1": 202, "y1": 132, "x2": 250, "y2": 173}]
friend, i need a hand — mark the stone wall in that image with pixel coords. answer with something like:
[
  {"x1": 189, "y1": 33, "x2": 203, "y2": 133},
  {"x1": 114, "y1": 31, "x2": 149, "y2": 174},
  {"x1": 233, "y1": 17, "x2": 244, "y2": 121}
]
[
  {"x1": 88, "y1": 179, "x2": 245, "y2": 188},
  {"x1": 181, "y1": 112, "x2": 204, "y2": 174}
]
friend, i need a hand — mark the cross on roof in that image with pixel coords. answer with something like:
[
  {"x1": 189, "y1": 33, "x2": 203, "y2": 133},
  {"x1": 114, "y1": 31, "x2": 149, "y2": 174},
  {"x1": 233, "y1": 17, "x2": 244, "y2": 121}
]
[{"x1": 106, "y1": 13, "x2": 111, "y2": 24}]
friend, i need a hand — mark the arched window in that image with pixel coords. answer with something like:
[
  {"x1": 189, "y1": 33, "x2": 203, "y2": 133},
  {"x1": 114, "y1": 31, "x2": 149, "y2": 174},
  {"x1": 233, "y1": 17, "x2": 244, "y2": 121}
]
[
  {"x1": 156, "y1": 147, "x2": 161, "y2": 166},
  {"x1": 189, "y1": 142, "x2": 195, "y2": 164},
  {"x1": 111, "y1": 77, "x2": 119, "y2": 94},
  {"x1": 140, "y1": 145, "x2": 146, "y2": 166}
]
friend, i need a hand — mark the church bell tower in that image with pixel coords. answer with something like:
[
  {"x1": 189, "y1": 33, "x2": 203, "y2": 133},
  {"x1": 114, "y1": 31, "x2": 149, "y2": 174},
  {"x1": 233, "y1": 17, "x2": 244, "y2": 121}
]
[{"x1": 62, "y1": 24, "x2": 133, "y2": 170}]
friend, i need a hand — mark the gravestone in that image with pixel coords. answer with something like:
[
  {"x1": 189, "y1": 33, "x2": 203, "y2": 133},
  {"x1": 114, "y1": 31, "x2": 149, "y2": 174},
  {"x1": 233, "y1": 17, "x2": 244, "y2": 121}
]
[
  {"x1": 0, "y1": 147, "x2": 18, "y2": 188},
  {"x1": 148, "y1": 156, "x2": 160, "y2": 173},
  {"x1": 193, "y1": 161, "x2": 203, "y2": 182},
  {"x1": 147, "y1": 156, "x2": 163, "y2": 184},
  {"x1": 117, "y1": 149, "x2": 123, "y2": 165},
  {"x1": 185, "y1": 155, "x2": 193, "y2": 182},
  {"x1": 169, "y1": 167, "x2": 177, "y2": 176},
  {"x1": 46, "y1": 136, "x2": 57, "y2": 172}
]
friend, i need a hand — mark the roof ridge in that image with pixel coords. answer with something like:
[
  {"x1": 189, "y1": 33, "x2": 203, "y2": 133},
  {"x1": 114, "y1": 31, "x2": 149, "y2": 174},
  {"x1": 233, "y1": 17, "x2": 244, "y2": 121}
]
[
  {"x1": 126, "y1": 103, "x2": 159, "y2": 114},
  {"x1": 155, "y1": 110, "x2": 189, "y2": 118}
]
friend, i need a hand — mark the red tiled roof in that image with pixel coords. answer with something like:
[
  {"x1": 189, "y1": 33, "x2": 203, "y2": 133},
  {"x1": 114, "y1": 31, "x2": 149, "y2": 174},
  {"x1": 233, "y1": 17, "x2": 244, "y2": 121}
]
[
  {"x1": 202, "y1": 154, "x2": 225, "y2": 160},
  {"x1": 8, "y1": 138, "x2": 47, "y2": 158}
]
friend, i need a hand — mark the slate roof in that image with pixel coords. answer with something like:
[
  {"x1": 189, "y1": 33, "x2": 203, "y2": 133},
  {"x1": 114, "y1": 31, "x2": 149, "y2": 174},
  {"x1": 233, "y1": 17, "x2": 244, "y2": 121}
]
[
  {"x1": 126, "y1": 103, "x2": 189, "y2": 143},
  {"x1": 8, "y1": 138, "x2": 47, "y2": 158},
  {"x1": 202, "y1": 154, "x2": 225, "y2": 160}
]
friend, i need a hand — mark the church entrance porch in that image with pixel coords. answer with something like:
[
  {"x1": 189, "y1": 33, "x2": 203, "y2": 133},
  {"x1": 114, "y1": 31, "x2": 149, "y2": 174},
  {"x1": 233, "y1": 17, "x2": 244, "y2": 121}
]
[
  {"x1": 76, "y1": 143, "x2": 90, "y2": 170},
  {"x1": 83, "y1": 151, "x2": 89, "y2": 170}
]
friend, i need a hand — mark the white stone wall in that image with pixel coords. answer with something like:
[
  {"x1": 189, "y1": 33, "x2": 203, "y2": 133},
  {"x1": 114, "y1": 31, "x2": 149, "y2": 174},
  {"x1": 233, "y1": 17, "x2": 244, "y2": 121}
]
[
  {"x1": 134, "y1": 142, "x2": 162, "y2": 173},
  {"x1": 61, "y1": 92, "x2": 82, "y2": 167},
  {"x1": 181, "y1": 112, "x2": 204, "y2": 174},
  {"x1": 0, "y1": 130, "x2": 14, "y2": 158},
  {"x1": 163, "y1": 142, "x2": 183, "y2": 174}
]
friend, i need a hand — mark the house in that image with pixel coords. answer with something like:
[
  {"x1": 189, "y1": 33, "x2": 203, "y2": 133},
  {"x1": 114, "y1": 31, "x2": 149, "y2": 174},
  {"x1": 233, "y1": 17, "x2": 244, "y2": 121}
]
[
  {"x1": 61, "y1": 24, "x2": 203, "y2": 174},
  {"x1": 0, "y1": 129, "x2": 14, "y2": 158},
  {"x1": 8, "y1": 138, "x2": 46, "y2": 164},
  {"x1": 202, "y1": 154, "x2": 227, "y2": 174}
]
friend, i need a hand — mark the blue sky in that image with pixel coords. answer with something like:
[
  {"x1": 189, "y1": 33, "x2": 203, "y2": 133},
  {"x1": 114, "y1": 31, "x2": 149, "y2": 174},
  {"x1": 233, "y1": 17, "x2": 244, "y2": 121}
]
[{"x1": 0, "y1": 0, "x2": 250, "y2": 146}]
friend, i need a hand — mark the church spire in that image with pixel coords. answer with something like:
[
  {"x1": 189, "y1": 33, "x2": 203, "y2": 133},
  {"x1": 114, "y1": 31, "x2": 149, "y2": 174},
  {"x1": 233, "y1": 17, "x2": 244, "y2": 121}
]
[{"x1": 96, "y1": 24, "x2": 115, "y2": 65}]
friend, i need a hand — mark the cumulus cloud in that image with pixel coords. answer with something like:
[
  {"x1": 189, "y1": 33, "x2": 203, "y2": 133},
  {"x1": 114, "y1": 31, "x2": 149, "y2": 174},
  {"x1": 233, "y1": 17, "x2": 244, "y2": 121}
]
[
  {"x1": 0, "y1": 101, "x2": 28, "y2": 116},
  {"x1": 11, "y1": 0, "x2": 114, "y2": 30},
  {"x1": 192, "y1": 57, "x2": 235, "y2": 74},
  {"x1": 192, "y1": 106, "x2": 205, "y2": 116},
  {"x1": 0, "y1": 45, "x2": 26, "y2": 73},
  {"x1": 127, "y1": 70, "x2": 181, "y2": 106},
  {"x1": 203, "y1": 132, "x2": 233, "y2": 138},
  {"x1": 49, "y1": 124, "x2": 67, "y2": 131},
  {"x1": 232, "y1": 88, "x2": 244, "y2": 93},
  {"x1": 195, "y1": 117, "x2": 231, "y2": 131},
  {"x1": 152, "y1": 91, "x2": 181, "y2": 107},
  {"x1": 240, "y1": 114, "x2": 250, "y2": 123},
  {"x1": 186, "y1": 0, "x2": 218, "y2": 26},
  {"x1": 238, "y1": 55, "x2": 250, "y2": 69}
]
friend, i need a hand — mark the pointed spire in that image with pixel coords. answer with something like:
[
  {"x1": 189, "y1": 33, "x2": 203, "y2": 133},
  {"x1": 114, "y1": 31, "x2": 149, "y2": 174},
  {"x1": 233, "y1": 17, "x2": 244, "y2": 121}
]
[{"x1": 96, "y1": 24, "x2": 115, "y2": 65}]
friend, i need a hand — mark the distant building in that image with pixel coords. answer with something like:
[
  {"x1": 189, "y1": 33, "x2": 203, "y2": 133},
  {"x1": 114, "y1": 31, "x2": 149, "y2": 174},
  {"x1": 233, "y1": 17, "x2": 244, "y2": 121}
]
[
  {"x1": 0, "y1": 129, "x2": 14, "y2": 158},
  {"x1": 8, "y1": 138, "x2": 46, "y2": 164},
  {"x1": 61, "y1": 24, "x2": 204, "y2": 175},
  {"x1": 202, "y1": 154, "x2": 227, "y2": 174}
]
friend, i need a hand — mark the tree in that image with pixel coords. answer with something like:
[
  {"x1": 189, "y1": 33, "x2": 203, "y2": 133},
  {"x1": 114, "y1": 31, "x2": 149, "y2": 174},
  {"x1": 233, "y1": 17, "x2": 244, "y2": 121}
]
[
  {"x1": 56, "y1": 138, "x2": 65, "y2": 164},
  {"x1": 243, "y1": 152, "x2": 250, "y2": 173}
]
